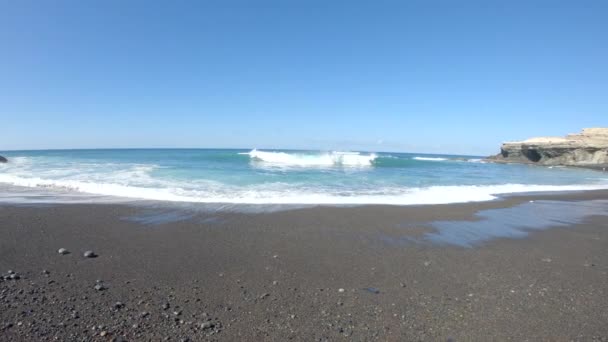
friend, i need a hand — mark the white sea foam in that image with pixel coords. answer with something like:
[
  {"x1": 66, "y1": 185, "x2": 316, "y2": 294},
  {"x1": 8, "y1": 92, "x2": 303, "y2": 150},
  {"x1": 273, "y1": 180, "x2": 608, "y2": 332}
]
[
  {"x1": 413, "y1": 157, "x2": 448, "y2": 161},
  {"x1": 245, "y1": 149, "x2": 377, "y2": 167},
  {"x1": 1, "y1": 173, "x2": 607, "y2": 205}
]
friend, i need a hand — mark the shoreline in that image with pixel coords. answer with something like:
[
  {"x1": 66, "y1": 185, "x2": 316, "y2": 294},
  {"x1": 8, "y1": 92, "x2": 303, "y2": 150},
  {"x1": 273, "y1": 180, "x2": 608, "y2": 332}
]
[
  {"x1": 2, "y1": 181, "x2": 608, "y2": 209},
  {"x1": 1, "y1": 190, "x2": 608, "y2": 340}
]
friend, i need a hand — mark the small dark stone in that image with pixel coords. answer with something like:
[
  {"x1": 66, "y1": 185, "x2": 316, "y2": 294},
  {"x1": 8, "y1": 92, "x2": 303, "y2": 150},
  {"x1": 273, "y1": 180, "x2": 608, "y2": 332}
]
[
  {"x1": 363, "y1": 287, "x2": 380, "y2": 294},
  {"x1": 83, "y1": 251, "x2": 97, "y2": 258},
  {"x1": 0, "y1": 156, "x2": 7, "y2": 163}
]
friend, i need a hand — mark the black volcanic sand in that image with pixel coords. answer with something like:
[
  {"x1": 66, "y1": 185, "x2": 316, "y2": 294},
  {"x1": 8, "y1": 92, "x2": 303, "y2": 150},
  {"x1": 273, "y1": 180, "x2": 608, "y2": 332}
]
[{"x1": 1, "y1": 191, "x2": 608, "y2": 341}]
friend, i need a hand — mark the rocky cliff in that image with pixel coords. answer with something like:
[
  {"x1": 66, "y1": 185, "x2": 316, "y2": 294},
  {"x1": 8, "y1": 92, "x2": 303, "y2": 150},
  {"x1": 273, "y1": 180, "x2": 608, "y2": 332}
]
[{"x1": 488, "y1": 128, "x2": 608, "y2": 167}]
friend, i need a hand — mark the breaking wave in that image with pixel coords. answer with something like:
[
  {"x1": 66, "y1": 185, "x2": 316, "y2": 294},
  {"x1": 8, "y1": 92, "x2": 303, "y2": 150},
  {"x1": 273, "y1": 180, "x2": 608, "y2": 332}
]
[
  {"x1": 243, "y1": 149, "x2": 377, "y2": 167},
  {"x1": 1, "y1": 173, "x2": 608, "y2": 205},
  {"x1": 413, "y1": 157, "x2": 448, "y2": 161}
]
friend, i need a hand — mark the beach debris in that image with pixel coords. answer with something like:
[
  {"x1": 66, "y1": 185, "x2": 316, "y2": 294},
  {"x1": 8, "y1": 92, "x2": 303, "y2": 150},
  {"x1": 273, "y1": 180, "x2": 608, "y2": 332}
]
[
  {"x1": 83, "y1": 250, "x2": 97, "y2": 258},
  {"x1": 58, "y1": 248, "x2": 70, "y2": 255}
]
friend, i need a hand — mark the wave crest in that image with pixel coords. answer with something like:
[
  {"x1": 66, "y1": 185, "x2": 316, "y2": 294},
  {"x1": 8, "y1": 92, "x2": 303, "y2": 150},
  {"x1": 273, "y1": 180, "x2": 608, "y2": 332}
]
[
  {"x1": 2, "y1": 173, "x2": 608, "y2": 205},
  {"x1": 413, "y1": 157, "x2": 448, "y2": 161},
  {"x1": 244, "y1": 149, "x2": 377, "y2": 167}
]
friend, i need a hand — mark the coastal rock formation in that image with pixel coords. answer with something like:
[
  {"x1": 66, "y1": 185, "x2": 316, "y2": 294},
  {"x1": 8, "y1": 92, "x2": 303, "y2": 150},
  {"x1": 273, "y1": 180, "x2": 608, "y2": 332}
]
[
  {"x1": 0, "y1": 155, "x2": 7, "y2": 163},
  {"x1": 488, "y1": 128, "x2": 608, "y2": 166}
]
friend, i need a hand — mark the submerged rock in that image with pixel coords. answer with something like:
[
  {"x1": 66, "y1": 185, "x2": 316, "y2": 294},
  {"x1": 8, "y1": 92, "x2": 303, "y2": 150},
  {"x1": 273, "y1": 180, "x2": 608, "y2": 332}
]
[{"x1": 488, "y1": 128, "x2": 608, "y2": 166}]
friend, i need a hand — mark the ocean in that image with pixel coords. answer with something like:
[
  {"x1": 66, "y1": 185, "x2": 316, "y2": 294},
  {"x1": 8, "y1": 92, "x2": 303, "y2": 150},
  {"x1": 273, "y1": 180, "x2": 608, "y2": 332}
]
[{"x1": 0, "y1": 149, "x2": 607, "y2": 207}]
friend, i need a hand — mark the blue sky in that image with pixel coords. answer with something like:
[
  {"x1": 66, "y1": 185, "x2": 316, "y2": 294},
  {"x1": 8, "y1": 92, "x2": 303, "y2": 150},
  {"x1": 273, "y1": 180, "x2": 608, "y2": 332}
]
[{"x1": 1, "y1": 0, "x2": 607, "y2": 155}]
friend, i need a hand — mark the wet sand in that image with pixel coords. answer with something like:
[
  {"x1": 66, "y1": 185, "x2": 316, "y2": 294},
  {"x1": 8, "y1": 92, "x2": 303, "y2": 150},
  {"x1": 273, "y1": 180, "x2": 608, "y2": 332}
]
[{"x1": 1, "y1": 191, "x2": 608, "y2": 341}]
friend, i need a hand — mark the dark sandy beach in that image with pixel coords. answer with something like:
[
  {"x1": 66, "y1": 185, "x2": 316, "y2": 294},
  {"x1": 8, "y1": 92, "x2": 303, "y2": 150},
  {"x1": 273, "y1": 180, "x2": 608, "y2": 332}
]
[{"x1": 1, "y1": 191, "x2": 608, "y2": 341}]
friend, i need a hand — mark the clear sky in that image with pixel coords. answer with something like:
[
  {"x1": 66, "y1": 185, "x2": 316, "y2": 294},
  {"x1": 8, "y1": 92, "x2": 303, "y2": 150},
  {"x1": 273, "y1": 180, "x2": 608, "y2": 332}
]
[{"x1": 1, "y1": 0, "x2": 607, "y2": 155}]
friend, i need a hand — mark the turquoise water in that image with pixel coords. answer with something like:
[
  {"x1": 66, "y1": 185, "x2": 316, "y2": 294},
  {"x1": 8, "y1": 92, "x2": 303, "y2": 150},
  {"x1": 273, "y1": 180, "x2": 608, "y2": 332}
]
[{"x1": 0, "y1": 149, "x2": 607, "y2": 206}]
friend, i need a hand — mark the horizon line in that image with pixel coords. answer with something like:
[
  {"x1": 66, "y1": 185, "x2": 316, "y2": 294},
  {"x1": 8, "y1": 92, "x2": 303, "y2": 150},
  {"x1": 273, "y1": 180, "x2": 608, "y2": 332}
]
[{"x1": 0, "y1": 147, "x2": 486, "y2": 157}]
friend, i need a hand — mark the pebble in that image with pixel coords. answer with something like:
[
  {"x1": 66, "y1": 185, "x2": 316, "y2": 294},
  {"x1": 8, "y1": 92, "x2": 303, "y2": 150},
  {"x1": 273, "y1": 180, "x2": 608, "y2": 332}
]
[
  {"x1": 201, "y1": 322, "x2": 214, "y2": 330},
  {"x1": 162, "y1": 303, "x2": 170, "y2": 310},
  {"x1": 338, "y1": 288, "x2": 345, "y2": 293},
  {"x1": 140, "y1": 311, "x2": 149, "y2": 318},
  {"x1": 113, "y1": 302, "x2": 124, "y2": 309},
  {"x1": 58, "y1": 248, "x2": 69, "y2": 255},
  {"x1": 260, "y1": 293, "x2": 270, "y2": 299},
  {"x1": 100, "y1": 331, "x2": 107, "y2": 337},
  {"x1": 83, "y1": 250, "x2": 97, "y2": 258},
  {"x1": 94, "y1": 284, "x2": 106, "y2": 291}
]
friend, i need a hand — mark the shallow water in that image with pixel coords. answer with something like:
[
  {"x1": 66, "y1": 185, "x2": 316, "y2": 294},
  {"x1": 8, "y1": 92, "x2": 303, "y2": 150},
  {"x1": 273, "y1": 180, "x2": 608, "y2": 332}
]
[{"x1": 422, "y1": 199, "x2": 608, "y2": 247}]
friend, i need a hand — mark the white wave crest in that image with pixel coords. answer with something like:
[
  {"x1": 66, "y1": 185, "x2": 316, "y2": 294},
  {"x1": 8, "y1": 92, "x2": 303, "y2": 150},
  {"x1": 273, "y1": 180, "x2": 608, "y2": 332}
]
[
  {"x1": 1, "y1": 173, "x2": 608, "y2": 205},
  {"x1": 413, "y1": 157, "x2": 448, "y2": 161},
  {"x1": 245, "y1": 149, "x2": 377, "y2": 167}
]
